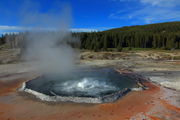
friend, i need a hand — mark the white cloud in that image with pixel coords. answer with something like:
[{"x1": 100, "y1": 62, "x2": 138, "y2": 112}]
[
  {"x1": 109, "y1": 0, "x2": 180, "y2": 24},
  {"x1": 111, "y1": 0, "x2": 135, "y2": 2},
  {"x1": 141, "y1": 0, "x2": 165, "y2": 6},
  {"x1": 0, "y1": 25, "x2": 23, "y2": 30},
  {"x1": 0, "y1": 25, "x2": 98, "y2": 34},
  {"x1": 71, "y1": 28, "x2": 98, "y2": 32},
  {"x1": 0, "y1": 25, "x2": 23, "y2": 35},
  {"x1": 132, "y1": 7, "x2": 180, "y2": 23},
  {"x1": 140, "y1": 0, "x2": 178, "y2": 7}
]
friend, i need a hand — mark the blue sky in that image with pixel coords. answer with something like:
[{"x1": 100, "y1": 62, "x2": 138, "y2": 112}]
[{"x1": 0, "y1": 0, "x2": 180, "y2": 34}]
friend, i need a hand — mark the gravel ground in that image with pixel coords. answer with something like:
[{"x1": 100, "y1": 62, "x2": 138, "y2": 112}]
[{"x1": 0, "y1": 50, "x2": 180, "y2": 120}]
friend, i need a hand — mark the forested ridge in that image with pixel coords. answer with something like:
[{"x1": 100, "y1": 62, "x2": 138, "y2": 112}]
[
  {"x1": 0, "y1": 21, "x2": 180, "y2": 51},
  {"x1": 75, "y1": 21, "x2": 180, "y2": 51}
]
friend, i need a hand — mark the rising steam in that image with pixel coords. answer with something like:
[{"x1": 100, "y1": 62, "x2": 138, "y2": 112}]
[{"x1": 20, "y1": 2, "x2": 79, "y2": 74}]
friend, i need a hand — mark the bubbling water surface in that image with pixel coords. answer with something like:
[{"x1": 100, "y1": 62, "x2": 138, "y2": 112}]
[{"x1": 26, "y1": 67, "x2": 137, "y2": 97}]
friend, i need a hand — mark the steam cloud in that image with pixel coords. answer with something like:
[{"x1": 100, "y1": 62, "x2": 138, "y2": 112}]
[{"x1": 20, "y1": 2, "x2": 79, "y2": 74}]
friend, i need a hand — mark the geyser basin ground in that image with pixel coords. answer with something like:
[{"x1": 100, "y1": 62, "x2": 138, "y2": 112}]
[{"x1": 23, "y1": 68, "x2": 138, "y2": 103}]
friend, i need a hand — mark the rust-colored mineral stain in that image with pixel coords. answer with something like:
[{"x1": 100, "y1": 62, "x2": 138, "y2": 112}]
[
  {"x1": 161, "y1": 100, "x2": 180, "y2": 113},
  {"x1": 147, "y1": 115, "x2": 162, "y2": 120},
  {"x1": 0, "y1": 77, "x2": 179, "y2": 120},
  {"x1": 0, "y1": 80, "x2": 22, "y2": 95}
]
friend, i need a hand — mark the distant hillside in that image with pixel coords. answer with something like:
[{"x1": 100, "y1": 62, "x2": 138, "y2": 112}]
[
  {"x1": 76, "y1": 21, "x2": 180, "y2": 51},
  {"x1": 0, "y1": 21, "x2": 180, "y2": 51},
  {"x1": 105, "y1": 21, "x2": 180, "y2": 33}
]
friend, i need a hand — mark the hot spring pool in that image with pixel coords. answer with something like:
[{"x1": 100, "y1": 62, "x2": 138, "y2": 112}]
[{"x1": 23, "y1": 68, "x2": 138, "y2": 103}]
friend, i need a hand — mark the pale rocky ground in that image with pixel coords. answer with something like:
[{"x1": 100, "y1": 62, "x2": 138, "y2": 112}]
[
  {"x1": 0, "y1": 49, "x2": 180, "y2": 120},
  {"x1": 0, "y1": 49, "x2": 180, "y2": 90},
  {"x1": 81, "y1": 50, "x2": 180, "y2": 91}
]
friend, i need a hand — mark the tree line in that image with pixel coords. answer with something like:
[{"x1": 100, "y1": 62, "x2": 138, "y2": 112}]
[
  {"x1": 0, "y1": 21, "x2": 180, "y2": 51},
  {"x1": 74, "y1": 21, "x2": 180, "y2": 51}
]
